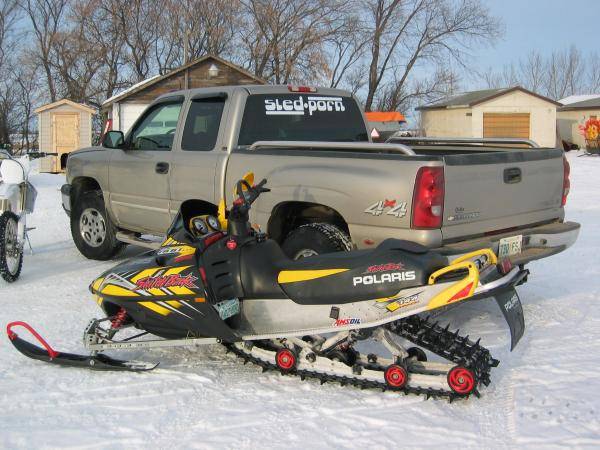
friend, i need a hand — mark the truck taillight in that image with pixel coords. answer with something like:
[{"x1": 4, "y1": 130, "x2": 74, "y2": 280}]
[
  {"x1": 412, "y1": 166, "x2": 445, "y2": 229},
  {"x1": 287, "y1": 85, "x2": 317, "y2": 93},
  {"x1": 562, "y1": 156, "x2": 570, "y2": 206}
]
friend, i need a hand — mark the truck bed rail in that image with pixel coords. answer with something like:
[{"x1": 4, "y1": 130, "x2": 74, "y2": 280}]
[
  {"x1": 388, "y1": 137, "x2": 540, "y2": 148},
  {"x1": 248, "y1": 140, "x2": 416, "y2": 156}
]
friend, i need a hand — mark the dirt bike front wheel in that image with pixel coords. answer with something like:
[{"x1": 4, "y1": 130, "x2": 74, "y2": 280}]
[{"x1": 0, "y1": 211, "x2": 23, "y2": 282}]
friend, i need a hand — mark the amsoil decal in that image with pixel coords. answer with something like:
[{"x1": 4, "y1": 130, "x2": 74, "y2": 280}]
[
  {"x1": 366, "y1": 262, "x2": 404, "y2": 273},
  {"x1": 264, "y1": 96, "x2": 346, "y2": 116},
  {"x1": 353, "y1": 271, "x2": 416, "y2": 286},
  {"x1": 364, "y1": 199, "x2": 407, "y2": 218},
  {"x1": 135, "y1": 274, "x2": 199, "y2": 290},
  {"x1": 375, "y1": 293, "x2": 421, "y2": 312},
  {"x1": 333, "y1": 318, "x2": 361, "y2": 327}
]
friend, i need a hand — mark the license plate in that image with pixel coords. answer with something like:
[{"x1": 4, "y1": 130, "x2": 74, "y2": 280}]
[{"x1": 498, "y1": 235, "x2": 522, "y2": 258}]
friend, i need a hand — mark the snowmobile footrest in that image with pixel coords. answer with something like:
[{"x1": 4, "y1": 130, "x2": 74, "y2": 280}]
[{"x1": 6, "y1": 321, "x2": 157, "y2": 372}]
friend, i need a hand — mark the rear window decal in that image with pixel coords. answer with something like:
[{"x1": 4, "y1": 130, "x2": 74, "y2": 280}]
[{"x1": 264, "y1": 96, "x2": 346, "y2": 116}]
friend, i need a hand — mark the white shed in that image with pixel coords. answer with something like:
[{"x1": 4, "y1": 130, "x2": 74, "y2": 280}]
[
  {"x1": 417, "y1": 87, "x2": 560, "y2": 148},
  {"x1": 34, "y1": 99, "x2": 96, "y2": 173}
]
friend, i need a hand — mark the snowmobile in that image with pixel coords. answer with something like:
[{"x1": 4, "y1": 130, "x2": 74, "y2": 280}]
[{"x1": 7, "y1": 174, "x2": 528, "y2": 400}]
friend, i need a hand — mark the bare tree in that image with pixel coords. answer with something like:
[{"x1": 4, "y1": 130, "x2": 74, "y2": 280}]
[
  {"x1": 74, "y1": 0, "x2": 127, "y2": 101},
  {"x1": 0, "y1": 0, "x2": 19, "y2": 69},
  {"x1": 14, "y1": 59, "x2": 41, "y2": 151},
  {"x1": 376, "y1": 65, "x2": 460, "y2": 112},
  {"x1": 240, "y1": 0, "x2": 346, "y2": 83},
  {"x1": 0, "y1": 1, "x2": 20, "y2": 145},
  {"x1": 151, "y1": 0, "x2": 242, "y2": 74},
  {"x1": 105, "y1": 0, "x2": 160, "y2": 82},
  {"x1": 363, "y1": 0, "x2": 501, "y2": 111},
  {"x1": 325, "y1": 10, "x2": 370, "y2": 88},
  {"x1": 586, "y1": 52, "x2": 600, "y2": 93},
  {"x1": 19, "y1": 0, "x2": 67, "y2": 102},
  {"x1": 519, "y1": 51, "x2": 545, "y2": 93}
]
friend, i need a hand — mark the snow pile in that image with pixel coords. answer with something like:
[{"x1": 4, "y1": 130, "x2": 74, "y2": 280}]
[{"x1": 1, "y1": 153, "x2": 599, "y2": 448}]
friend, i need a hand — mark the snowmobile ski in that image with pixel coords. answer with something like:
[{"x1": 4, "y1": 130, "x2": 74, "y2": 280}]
[{"x1": 6, "y1": 322, "x2": 157, "y2": 372}]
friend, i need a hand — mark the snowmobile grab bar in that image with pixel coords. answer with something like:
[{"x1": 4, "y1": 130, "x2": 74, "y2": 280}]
[
  {"x1": 426, "y1": 261, "x2": 479, "y2": 310},
  {"x1": 428, "y1": 261, "x2": 479, "y2": 286},
  {"x1": 6, "y1": 321, "x2": 59, "y2": 359},
  {"x1": 450, "y1": 249, "x2": 497, "y2": 266}
]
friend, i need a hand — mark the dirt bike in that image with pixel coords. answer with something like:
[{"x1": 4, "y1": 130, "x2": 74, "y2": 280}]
[
  {"x1": 6, "y1": 173, "x2": 528, "y2": 400},
  {"x1": 0, "y1": 151, "x2": 57, "y2": 282}
]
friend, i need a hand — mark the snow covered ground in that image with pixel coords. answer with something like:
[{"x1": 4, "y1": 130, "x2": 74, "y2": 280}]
[{"x1": 1, "y1": 152, "x2": 599, "y2": 449}]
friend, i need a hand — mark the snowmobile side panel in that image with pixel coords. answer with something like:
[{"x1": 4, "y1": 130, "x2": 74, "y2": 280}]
[{"x1": 494, "y1": 287, "x2": 525, "y2": 350}]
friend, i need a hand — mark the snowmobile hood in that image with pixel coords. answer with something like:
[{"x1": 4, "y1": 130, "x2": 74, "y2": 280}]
[{"x1": 89, "y1": 247, "x2": 204, "y2": 301}]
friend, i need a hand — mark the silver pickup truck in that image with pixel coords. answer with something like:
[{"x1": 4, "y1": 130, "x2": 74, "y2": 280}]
[{"x1": 62, "y1": 84, "x2": 579, "y2": 266}]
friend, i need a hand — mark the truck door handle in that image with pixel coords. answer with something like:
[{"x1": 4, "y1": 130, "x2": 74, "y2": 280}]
[
  {"x1": 155, "y1": 162, "x2": 169, "y2": 174},
  {"x1": 504, "y1": 167, "x2": 521, "y2": 184}
]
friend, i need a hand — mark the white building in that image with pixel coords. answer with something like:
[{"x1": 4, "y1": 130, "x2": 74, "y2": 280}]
[{"x1": 417, "y1": 86, "x2": 560, "y2": 148}]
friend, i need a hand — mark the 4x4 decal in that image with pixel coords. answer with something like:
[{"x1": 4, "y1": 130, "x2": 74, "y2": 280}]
[{"x1": 364, "y1": 199, "x2": 407, "y2": 218}]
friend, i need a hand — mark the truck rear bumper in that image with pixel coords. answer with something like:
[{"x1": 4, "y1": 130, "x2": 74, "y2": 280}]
[
  {"x1": 61, "y1": 184, "x2": 71, "y2": 216},
  {"x1": 435, "y1": 221, "x2": 580, "y2": 265}
]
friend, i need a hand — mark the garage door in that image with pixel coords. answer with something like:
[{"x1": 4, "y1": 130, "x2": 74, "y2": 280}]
[{"x1": 483, "y1": 113, "x2": 530, "y2": 139}]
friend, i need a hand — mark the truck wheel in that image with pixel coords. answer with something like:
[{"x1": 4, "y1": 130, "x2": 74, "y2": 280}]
[
  {"x1": 281, "y1": 223, "x2": 352, "y2": 260},
  {"x1": 0, "y1": 211, "x2": 23, "y2": 282},
  {"x1": 71, "y1": 190, "x2": 124, "y2": 260}
]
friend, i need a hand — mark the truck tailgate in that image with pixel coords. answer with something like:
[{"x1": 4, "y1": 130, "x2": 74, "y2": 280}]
[{"x1": 442, "y1": 149, "x2": 565, "y2": 241}]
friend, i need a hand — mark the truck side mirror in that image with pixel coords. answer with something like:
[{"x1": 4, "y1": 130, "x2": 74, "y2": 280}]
[{"x1": 102, "y1": 130, "x2": 125, "y2": 149}]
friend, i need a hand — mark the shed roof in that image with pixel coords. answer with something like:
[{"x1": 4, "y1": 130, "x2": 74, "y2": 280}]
[
  {"x1": 416, "y1": 86, "x2": 560, "y2": 111},
  {"x1": 34, "y1": 99, "x2": 96, "y2": 114},
  {"x1": 102, "y1": 54, "x2": 266, "y2": 108},
  {"x1": 558, "y1": 96, "x2": 600, "y2": 111}
]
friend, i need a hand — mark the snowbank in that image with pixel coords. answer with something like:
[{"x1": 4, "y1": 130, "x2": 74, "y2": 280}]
[{"x1": 1, "y1": 153, "x2": 599, "y2": 449}]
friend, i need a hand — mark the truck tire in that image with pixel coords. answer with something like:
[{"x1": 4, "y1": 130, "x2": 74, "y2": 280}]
[
  {"x1": 0, "y1": 211, "x2": 23, "y2": 282},
  {"x1": 281, "y1": 223, "x2": 353, "y2": 260},
  {"x1": 71, "y1": 190, "x2": 124, "y2": 260}
]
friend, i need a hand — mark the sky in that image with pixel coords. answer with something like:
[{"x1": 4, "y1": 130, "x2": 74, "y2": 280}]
[{"x1": 466, "y1": 0, "x2": 599, "y2": 87}]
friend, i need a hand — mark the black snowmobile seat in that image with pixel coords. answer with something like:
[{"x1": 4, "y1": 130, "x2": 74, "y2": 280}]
[{"x1": 239, "y1": 238, "x2": 447, "y2": 305}]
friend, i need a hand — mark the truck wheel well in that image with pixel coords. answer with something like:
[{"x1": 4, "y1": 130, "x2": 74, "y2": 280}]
[
  {"x1": 268, "y1": 201, "x2": 350, "y2": 243},
  {"x1": 71, "y1": 177, "x2": 102, "y2": 206}
]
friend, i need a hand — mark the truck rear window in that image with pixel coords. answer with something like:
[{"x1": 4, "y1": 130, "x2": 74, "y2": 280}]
[{"x1": 237, "y1": 94, "x2": 369, "y2": 146}]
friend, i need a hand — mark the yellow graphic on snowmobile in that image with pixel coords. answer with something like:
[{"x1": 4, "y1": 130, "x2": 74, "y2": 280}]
[
  {"x1": 278, "y1": 268, "x2": 349, "y2": 284},
  {"x1": 92, "y1": 266, "x2": 198, "y2": 298}
]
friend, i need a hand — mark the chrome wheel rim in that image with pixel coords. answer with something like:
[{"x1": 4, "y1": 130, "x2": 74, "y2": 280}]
[
  {"x1": 293, "y1": 248, "x2": 319, "y2": 260},
  {"x1": 4, "y1": 216, "x2": 20, "y2": 274},
  {"x1": 79, "y1": 208, "x2": 106, "y2": 248}
]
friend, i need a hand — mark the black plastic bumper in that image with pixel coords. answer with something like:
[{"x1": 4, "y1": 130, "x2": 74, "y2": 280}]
[{"x1": 60, "y1": 184, "x2": 71, "y2": 216}]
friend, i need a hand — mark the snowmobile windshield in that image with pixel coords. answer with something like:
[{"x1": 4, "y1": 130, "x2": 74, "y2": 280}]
[{"x1": 237, "y1": 94, "x2": 369, "y2": 146}]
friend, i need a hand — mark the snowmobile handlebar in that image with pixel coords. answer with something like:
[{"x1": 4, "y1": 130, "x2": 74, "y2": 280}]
[{"x1": 233, "y1": 178, "x2": 270, "y2": 210}]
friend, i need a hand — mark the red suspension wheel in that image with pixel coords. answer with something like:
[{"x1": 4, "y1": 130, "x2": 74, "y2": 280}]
[
  {"x1": 275, "y1": 348, "x2": 297, "y2": 372},
  {"x1": 447, "y1": 366, "x2": 476, "y2": 395},
  {"x1": 384, "y1": 364, "x2": 408, "y2": 388}
]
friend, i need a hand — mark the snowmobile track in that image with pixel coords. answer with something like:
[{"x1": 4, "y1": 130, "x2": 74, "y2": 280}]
[{"x1": 228, "y1": 315, "x2": 500, "y2": 401}]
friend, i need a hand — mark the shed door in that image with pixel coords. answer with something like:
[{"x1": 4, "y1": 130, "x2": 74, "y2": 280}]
[
  {"x1": 53, "y1": 113, "x2": 80, "y2": 154},
  {"x1": 483, "y1": 113, "x2": 530, "y2": 139}
]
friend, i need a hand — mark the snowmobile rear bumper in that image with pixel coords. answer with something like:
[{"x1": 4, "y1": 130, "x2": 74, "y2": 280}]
[{"x1": 469, "y1": 267, "x2": 528, "y2": 350}]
